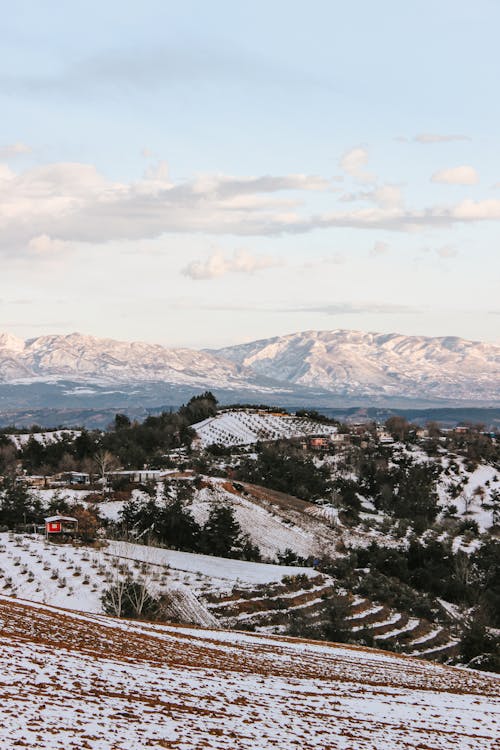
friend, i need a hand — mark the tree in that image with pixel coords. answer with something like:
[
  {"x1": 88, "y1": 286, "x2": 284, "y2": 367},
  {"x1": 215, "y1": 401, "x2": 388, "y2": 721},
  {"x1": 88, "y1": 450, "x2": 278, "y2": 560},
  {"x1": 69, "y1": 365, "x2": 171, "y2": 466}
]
[
  {"x1": 0, "y1": 444, "x2": 18, "y2": 476},
  {"x1": 389, "y1": 461, "x2": 439, "y2": 531},
  {"x1": 101, "y1": 571, "x2": 159, "y2": 620},
  {"x1": 321, "y1": 594, "x2": 353, "y2": 643},
  {"x1": 459, "y1": 609, "x2": 500, "y2": 672},
  {"x1": 93, "y1": 450, "x2": 120, "y2": 493},
  {"x1": 385, "y1": 416, "x2": 412, "y2": 442},
  {"x1": 237, "y1": 443, "x2": 331, "y2": 501},
  {"x1": 72, "y1": 504, "x2": 100, "y2": 542},
  {"x1": 200, "y1": 503, "x2": 244, "y2": 558},
  {"x1": 0, "y1": 477, "x2": 43, "y2": 528},
  {"x1": 179, "y1": 392, "x2": 218, "y2": 424},
  {"x1": 114, "y1": 413, "x2": 131, "y2": 430},
  {"x1": 158, "y1": 494, "x2": 201, "y2": 551}
]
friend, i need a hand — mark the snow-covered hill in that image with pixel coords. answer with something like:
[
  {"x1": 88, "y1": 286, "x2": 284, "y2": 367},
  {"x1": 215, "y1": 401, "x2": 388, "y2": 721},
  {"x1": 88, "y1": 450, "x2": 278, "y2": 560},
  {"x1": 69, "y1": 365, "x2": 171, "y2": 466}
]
[
  {"x1": 0, "y1": 328, "x2": 499, "y2": 403},
  {"x1": 0, "y1": 530, "x2": 318, "y2": 624},
  {"x1": 215, "y1": 329, "x2": 500, "y2": 402},
  {"x1": 0, "y1": 596, "x2": 498, "y2": 750},
  {"x1": 192, "y1": 409, "x2": 338, "y2": 447},
  {"x1": 0, "y1": 331, "x2": 259, "y2": 390}
]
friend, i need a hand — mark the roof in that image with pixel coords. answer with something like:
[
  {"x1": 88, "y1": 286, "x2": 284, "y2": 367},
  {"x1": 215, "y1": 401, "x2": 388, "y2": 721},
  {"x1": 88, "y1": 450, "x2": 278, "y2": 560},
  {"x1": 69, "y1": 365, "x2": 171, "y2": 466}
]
[{"x1": 44, "y1": 515, "x2": 78, "y2": 523}]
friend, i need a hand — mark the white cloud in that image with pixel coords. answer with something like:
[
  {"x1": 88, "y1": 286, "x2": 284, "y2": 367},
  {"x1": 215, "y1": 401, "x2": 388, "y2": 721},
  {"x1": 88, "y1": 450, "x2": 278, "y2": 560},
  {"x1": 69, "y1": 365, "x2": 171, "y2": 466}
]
[
  {"x1": 0, "y1": 142, "x2": 31, "y2": 159},
  {"x1": 431, "y1": 165, "x2": 479, "y2": 185},
  {"x1": 1, "y1": 160, "x2": 500, "y2": 256},
  {"x1": 339, "y1": 184, "x2": 403, "y2": 209},
  {"x1": 286, "y1": 302, "x2": 420, "y2": 315},
  {"x1": 414, "y1": 133, "x2": 471, "y2": 144},
  {"x1": 451, "y1": 198, "x2": 500, "y2": 220},
  {"x1": 182, "y1": 249, "x2": 282, "y2": 280},
  {"x1": 339, "y1": 147, "x2": 376, "y2": 183},
  {"x1": 27, "y1": 234, "x2": 68, "y2": 255}
]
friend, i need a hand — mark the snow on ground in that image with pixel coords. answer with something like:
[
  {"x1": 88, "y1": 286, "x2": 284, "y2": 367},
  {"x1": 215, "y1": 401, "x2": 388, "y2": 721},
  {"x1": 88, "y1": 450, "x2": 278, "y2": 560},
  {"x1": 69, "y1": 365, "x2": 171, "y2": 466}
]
[
  {"x1": 6, "y1": 429, "x2": 81, "y2": 449},
  {"x1": 191, "y1": 483, "x2": 333, "y2": 559},
  {"x1": 0, "y1": 595, "x2": 498, "y2": 750},
  {"x1": 93, "y1": 481, "x2": 339, "y2": 560},
  {"x1": 0, "y1": 532, "x2": 318, "y2": 619},
  {"x1": 107, "y1": 540, "x2": 319, "y2": 588},
  {"x1": 193, "y1": 409, "x2": 338, "y2": 447},
  {"x1": 437, "y1": 459, "x2": 500, "y2": 531}
]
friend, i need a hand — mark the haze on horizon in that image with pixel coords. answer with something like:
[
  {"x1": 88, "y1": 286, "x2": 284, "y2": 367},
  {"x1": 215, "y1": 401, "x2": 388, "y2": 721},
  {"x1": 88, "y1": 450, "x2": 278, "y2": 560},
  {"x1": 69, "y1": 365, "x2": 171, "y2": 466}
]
[{"x1": 1, "y1": 1, "x2": 499, "y2": 349}]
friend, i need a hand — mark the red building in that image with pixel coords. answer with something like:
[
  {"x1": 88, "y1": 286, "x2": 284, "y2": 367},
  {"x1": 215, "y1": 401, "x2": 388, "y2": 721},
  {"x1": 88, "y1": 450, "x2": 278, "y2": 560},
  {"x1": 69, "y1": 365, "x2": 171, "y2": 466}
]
[{"x1": 45, "y1": 515, "x2": 78, "y2": 536}]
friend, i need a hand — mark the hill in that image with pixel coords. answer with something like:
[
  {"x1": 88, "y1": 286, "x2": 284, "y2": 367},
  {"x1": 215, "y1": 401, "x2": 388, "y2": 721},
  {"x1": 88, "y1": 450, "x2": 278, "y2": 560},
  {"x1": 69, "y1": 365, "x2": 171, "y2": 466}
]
[
  {"x1": 0, "y1": 596, "x2": 498, "y2": 750},
  {"x1": 0, "y1": 328, "x2": 499, "y2": 409},
  {"x1": 215, "y1": 329, "x2": 500, "y2": 403},
  {"x1": 192, "y1": 409, "x2": 338, "y2": 447}
]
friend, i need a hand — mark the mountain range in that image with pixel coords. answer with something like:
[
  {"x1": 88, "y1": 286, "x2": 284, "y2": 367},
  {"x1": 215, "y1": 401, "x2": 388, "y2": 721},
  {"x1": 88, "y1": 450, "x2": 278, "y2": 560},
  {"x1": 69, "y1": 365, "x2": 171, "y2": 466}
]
[{"x1": 0, "y1": 329, "x2": 499, "y2": 408}]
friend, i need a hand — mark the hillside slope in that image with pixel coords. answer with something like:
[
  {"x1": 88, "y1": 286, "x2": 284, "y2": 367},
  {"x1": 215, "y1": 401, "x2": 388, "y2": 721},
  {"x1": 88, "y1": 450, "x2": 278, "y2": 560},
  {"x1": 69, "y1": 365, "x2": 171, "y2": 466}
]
[{"x1": 0, "y1": 596, "x2": 498, "y2": 750}]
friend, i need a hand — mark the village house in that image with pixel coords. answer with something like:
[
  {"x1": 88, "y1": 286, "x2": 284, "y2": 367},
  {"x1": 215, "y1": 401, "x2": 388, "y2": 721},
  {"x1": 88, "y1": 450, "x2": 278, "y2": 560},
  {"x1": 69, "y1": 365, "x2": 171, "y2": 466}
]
[
  {"x1": 45, "y1": 515, "x2": 78, "y2": 537},
  {"x1": 307, "y1": 435, "x2": 332, "y2": 450}
]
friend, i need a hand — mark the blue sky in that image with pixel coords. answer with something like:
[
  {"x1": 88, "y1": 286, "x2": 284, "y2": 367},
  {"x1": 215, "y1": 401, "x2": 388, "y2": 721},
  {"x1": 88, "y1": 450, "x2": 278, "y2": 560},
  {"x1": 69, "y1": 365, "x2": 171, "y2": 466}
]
[{"x1": 1, "y1": 0, "x2": 499, "y2": 347}]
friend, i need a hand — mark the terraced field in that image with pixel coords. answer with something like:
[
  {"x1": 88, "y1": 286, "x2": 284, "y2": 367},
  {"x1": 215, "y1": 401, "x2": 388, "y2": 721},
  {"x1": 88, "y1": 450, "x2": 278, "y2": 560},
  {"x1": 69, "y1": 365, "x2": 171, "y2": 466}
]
[{"x1": 207, "y1": 575, "x2": 460, "y2": 660}]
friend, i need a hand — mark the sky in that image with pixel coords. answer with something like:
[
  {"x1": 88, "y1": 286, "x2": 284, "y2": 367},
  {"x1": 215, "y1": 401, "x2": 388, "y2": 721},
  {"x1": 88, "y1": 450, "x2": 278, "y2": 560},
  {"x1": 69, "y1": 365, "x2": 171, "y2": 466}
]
[{"x1": 0, "y1": 0, "x2": 499, "y2": 349}]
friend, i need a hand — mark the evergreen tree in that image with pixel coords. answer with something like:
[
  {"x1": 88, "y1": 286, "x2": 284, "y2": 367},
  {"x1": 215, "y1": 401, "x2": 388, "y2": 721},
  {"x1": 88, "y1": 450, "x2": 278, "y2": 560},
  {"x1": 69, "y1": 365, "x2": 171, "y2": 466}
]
[
  {"x1": 200, "y1": 503, "x2": 243, "y2": 558},
  {"x1": 0, "y1": 477, "x2": 43, "y2": 528}
]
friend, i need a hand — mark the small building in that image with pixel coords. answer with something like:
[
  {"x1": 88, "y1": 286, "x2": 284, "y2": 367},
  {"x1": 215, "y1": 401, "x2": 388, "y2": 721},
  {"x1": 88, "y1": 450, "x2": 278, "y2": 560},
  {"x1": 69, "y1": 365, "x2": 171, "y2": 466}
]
[
  {"x1": 378, "y1": 431, "x2": 395, "y2": 445},
  {"x1": 307, "y1": 435, "x2": 332, "y2": 450},
  {"x1": 17, "y1": 475, "x2": 47, "y2": 488},
  {"x1": 106, "y1": 469, "x2": 164, "y2": 484},
  {"x1": 45, "y1": 515, "x2": 78, "y2": 537},
  {"x1": 67, "y1": 471, "x2": 91, "y2": 485}
]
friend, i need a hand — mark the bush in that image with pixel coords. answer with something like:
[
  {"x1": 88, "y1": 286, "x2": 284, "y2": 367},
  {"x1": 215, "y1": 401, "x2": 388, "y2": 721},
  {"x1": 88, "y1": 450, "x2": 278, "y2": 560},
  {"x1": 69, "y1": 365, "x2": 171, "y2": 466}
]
[{"x1": 101, "y1": 577, "x2": 160, "y2": 620}]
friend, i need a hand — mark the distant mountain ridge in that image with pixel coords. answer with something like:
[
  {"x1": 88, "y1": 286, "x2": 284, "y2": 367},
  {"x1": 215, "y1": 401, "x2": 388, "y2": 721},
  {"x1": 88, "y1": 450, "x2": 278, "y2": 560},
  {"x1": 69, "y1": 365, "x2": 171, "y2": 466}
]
[
  {"x1": 0, "y1": 328, "x2": 499, "y2": 404},
  {"x1": 214, "y1": 329, "x2": 500, "y2": 402}
]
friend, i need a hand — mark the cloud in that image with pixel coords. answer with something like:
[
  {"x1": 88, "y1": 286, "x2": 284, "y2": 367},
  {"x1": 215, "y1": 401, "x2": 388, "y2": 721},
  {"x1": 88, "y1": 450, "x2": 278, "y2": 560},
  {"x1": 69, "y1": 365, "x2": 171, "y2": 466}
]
[
  {"x1": 182, "y1": 249, "x2": 282, "y2": 280},
  {"x1": 27, "y1": 234, "x2": 68, "y2": 256},
  {"x1": 1, "y1": 160, "x2": 500, "y2": 256},
  {"x1": 339, "y1": 148, "x2": 376, "y2": 183},
  {"x1": 284, "y1": 302, "x2": 420, "y2": 315},
  {"x1": 0, "y1": 43, "x2": 326, "y2": 100},
  {"x1": 431, "y1": 165, "x2": 479, "y2": 185},
  {"x1": 371, "y1": 241, "x2": 390, "y2": 256},
  {"x1": 339, "y1": 185, "x2": 403, "y2": 210},
  {"x1": 194, "y1": 174, "x2": 329, "y2": 197},
  {"x1": 414, "y1": 133, "x2": 471, "y2": 144},
  {"x1": 0, "y1": 142, "x2": 31, "y2": 159}
]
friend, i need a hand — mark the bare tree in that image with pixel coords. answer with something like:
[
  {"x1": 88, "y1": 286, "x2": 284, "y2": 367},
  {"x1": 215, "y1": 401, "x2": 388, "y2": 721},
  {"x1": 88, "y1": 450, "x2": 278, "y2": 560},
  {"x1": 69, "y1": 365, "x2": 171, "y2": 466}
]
[
  {"x1": 101, "y1": 557, "x2": 130, "y2": 617},
  {"x1": 93, "y1": 450, "x2": 119, "y2": 494},
  {"x1": 0, "y1": 444, "x2": 18, "y2": 476},
  {"x1": 461, "y1": 492, "x2": 472, "y2": 515}
]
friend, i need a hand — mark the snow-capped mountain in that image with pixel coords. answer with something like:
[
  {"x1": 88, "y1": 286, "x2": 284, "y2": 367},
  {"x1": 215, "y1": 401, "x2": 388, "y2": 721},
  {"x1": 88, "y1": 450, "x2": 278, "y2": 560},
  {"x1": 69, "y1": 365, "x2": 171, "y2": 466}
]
[
  {"x1": 214, "y1": 329, "x2": 500, "y2": 402},
  {"x1": 0, "y1": 329, "x2": 499, "y2": 403},
  {"x1": 0, "y1": 332, "x2": 257, "y2": 390}
]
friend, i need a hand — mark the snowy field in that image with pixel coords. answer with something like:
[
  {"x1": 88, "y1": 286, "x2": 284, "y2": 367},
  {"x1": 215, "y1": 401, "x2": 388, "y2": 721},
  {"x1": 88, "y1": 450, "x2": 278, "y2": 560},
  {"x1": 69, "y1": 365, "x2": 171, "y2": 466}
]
[
  {"x1": 192, "y1": 409, "x2": 338, "y2": 447},
  {"x1": 0, "y1": 532, "x2": 317, "y2": 618},
  {"x1": 107, "y1": 539, "x2": 318, "y2": 586},
  {"x1": 6, "y1": 429, "x2": 81, "y2": 449},
  {"x1": 0, "y1": 595, "x2": 498, "y2": 750}
]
